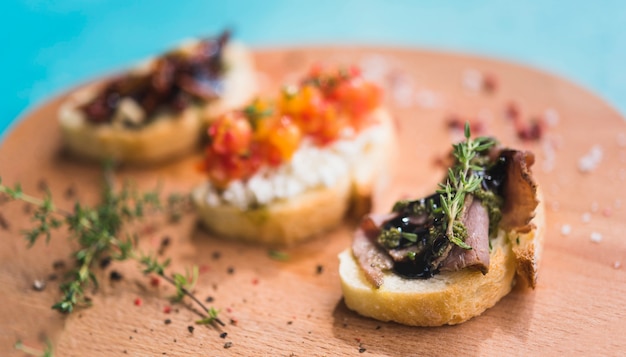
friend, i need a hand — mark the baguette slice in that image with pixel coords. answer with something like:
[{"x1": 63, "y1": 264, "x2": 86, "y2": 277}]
[
  {"x1": 192, "y1": 108, "x2": 396, "y2": 246},
  {"x1": 59, "y1": 41, "x2": 256, "y2": 165},
  {"x1": 338, "y1": 189, "x2": 545, "y2": 326}
]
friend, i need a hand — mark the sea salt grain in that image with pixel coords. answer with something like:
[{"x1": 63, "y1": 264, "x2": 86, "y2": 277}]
[
  {"x1": 542, "y1": 139, "x2": 556, "y2": 173},
  {"x1": 415, "y1": 89, "x2": 440, "y2": 109},
  {"x1": 590, "y1": 202, "x2": 599, "y2": 213},
  {"x1": 462, "y1": 69, "x2": 483, "y2": 92},
  {"x1": 578, "y1": 145, "x2": 603, "y2": 173},
  {"x1": 544, "y1": 108, "x2": 560, "y2": 127},
  {"x1": 590, "y1": 232, "x2": 603, "y2": 243},
  {"x1": 389, "y1": 73, "x2": 414, "y2": 108},
  {"x1": 581, "y1": 212, "x2": 591, "y2": 223},
  {"x1": 614, "y1": 261, "x2": 622, "y2": 269},
  {"x1": 617, "y1": 133, "x2": 626, "y2": 147},
  {"x1": 560, "y1": 224, "x2": 571, "y2": 236}
]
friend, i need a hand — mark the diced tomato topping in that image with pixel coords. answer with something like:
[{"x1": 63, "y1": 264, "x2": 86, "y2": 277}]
[{"x1": 201, "y1": 64, "x2": 382, "y2": 185}]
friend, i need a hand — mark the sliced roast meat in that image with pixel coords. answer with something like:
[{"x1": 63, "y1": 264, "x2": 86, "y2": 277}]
[
  {"x1": 352, "y1": 229, "x2": 393, "y2": 288},
  {"x1": 499, "y1": 149, "x2": 539, "y2": 233},
  {"x1": 439, "y1": 196, "x2": 491, "y2": 274}
]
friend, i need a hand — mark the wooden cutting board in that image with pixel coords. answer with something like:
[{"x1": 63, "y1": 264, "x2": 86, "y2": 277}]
[{"x1": 1, "y1": 47, "x2": 625, "y2": 356}]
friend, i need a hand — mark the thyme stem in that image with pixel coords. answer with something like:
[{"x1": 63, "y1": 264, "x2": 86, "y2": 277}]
[
  {"x1": 0, "y1": 175, "x2": 221, "y2": 325},
  {"x1": 437, "y1": 122, "x2": 495, "y2": 249},
  {"x1": 158, "y1": 273, "x2": 225, "y2": 326}
]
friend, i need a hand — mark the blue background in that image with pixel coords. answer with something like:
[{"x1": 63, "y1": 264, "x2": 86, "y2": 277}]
[{"x1": 2, "y1": 1, "x2": 625, "y2": 140}]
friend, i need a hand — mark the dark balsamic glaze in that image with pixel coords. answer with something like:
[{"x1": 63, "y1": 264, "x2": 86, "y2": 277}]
[{"x1": 381, "y1": 152, "x2": 508, "y2": 279}]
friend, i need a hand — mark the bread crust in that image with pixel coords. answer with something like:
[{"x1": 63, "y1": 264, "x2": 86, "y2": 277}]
[
  {"x1": 193, "y1": 108, "x2": 396, "y2": 246},
  {"x1": 338, "y1": 196, "x2": 544, "y2": 326},
  {"x1": 193, "y1": 176, "x2": 351, "y2": 246},
  {"x1": 58, "y1": 42, "x2": 256, "y2": 165}
]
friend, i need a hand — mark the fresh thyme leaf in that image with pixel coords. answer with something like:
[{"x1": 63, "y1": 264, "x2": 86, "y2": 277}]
[
  {"x1": 378, "y1": 227, "x2": 418, "y2": 248},
  {"x1": 0, "y1": 172, "x2": 223, "y2": 332},
  {"x1": 171, "y1": 265, "x2": 199, "y2": 303},
  {"x1": 268, "y1": 249, "x2": 290, "y2": 261},
  {"x1": 196, "y1": 307, "x2": 221, "y2": 325},
  {"x1": 438, "y1": 122, "x2": 496, "y2": 250},
  {"x1": 14, "y1": 339, "x2": 54, "y2": 357}
]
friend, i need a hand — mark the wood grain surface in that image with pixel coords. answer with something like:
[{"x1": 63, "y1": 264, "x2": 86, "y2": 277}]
[{"x1": 1, "y1": 47, "x2": 625, "y2": 356}]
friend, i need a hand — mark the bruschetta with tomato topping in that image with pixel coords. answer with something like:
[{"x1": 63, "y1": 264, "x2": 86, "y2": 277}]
[{"x1": 192, "y1": 65, "x2": 396, "y2": 245}]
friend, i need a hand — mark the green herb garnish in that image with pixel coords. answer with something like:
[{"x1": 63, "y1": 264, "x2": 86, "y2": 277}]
[
  {"x1": 268, "y1": 249, "x2": 290, "y2": 261},
  {"x1": 0, "y1": 172, "x2": 223, "y2": 326},
  {"x1": 436, "y1": 122, "x2": 495, "y2": 249},
  {"x1": 14, "y1": 339, "x2": 54, "y2": 357}
]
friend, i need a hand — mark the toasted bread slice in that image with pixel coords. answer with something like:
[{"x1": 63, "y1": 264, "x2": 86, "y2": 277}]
[
  {"x1": 194, "y1": 175, "x2": 352, "y2": 246},
  {"x1": 338, "y1": 191, "x2": 544, "y2": 326},
  {"x1": 192, "y1": 108, "x2": 396, "y2": 246},
  {"x1": 58, "y1": 41, "x2": 256, "y2": 165}
]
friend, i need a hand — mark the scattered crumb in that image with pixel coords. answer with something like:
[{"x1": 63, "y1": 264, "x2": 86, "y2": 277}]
[
  {"x1": 99, "y1": 256, "x2": 112, "y2": 269},
  {"x1": 158, "y1": 236, "x2": 171, "y2": 255},
  {"x1": 224, "y1": 342, "x2": 233, "y2": 349},
  {"x1": 578, "y1": 145, "x2": 603, "y2": 173},
  {"x1": 316, "y1": 265, "x2": 324, "y2": 275},
  {"x1": 560, "y1": 224, "x2": 571, "y2": 236},
  {"x1": 110, "y1": 271, "x2": 123, "y2": 281},
  {"x1": 65, "y1": 185, "x2": 77, "y2": 199},
  {"x1": 37, "y1": 179, "x2": 49, "y2": 192},
  {"x1": 220, "y1": 332, "x2": 228, "y2": 339},
  {"x1": 590, "y1": 232, "x2": 603, "y2": 243},
  {"x1": 187, "y1": 325, "x2": 194, "y2": 333},
  {"x1": 53, "y1": 260, "x2": 66, "y2": 270}
]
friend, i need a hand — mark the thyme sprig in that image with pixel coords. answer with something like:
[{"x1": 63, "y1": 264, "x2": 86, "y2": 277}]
[
  {"x1": 0, "y1": 175, "x2": 222, "y2": 326},
  {"x1": 437, "y1": 122, "x2": 495, "y2": 249},
  {"x1": 14, "y1": 339, "x2": 53, "y2": 357}
]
